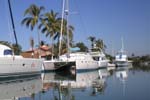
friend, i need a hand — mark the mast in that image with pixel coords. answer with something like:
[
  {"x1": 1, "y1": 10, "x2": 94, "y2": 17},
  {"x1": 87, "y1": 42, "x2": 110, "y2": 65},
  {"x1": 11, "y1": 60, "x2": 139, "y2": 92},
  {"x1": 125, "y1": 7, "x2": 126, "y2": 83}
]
[
  {"x1": 59, "y1": 0, "x2": 65, "y2": 57},
  {"x1": 59, "y1": 0, "x2": 70, "y2": 57},
  {"x1": 8, "y1": 0, "x2": 18, "y2": 45},
  {"x1": 65, "y1": 0, "x2": 70, "y2": 55},
  {"x1": 121, "y1": 37, "x2": 124, "y2": 52}
]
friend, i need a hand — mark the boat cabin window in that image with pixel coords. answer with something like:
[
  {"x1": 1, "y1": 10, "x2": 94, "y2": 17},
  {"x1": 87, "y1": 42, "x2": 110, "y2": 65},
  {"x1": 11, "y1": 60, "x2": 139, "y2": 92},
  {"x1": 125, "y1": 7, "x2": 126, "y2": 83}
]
[
  {"x1": 4, "y1": 49, "x2": 13, "y2": 55},
  {"x1": 93, "y1": 57, "x2": 99, "y2": 61}
]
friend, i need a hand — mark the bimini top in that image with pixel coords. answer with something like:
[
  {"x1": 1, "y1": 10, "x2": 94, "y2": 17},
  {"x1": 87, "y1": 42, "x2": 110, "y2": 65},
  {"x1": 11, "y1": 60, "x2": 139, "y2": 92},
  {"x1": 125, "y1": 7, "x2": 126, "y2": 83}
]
[{"x1": 0, "y1": 44, "x2": 13, "y2": 56}]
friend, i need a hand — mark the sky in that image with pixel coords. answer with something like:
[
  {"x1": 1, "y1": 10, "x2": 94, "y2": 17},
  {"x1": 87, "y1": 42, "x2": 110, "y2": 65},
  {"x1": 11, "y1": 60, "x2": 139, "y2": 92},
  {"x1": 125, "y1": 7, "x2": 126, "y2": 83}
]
[{"x1": 0, "y1": 0, "x2": 149, "y2": 56}]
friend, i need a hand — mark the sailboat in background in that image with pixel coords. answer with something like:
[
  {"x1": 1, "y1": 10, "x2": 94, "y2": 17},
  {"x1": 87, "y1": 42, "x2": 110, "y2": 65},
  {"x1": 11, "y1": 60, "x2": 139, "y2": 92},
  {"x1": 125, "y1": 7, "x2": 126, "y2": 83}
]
[{"x1": 115, "y1": 38, "x2": 129, "y2": 67}]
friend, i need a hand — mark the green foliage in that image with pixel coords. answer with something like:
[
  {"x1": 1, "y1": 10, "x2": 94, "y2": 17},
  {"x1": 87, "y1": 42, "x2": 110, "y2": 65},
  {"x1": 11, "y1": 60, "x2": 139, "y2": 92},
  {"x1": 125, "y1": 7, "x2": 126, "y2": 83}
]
[
  {"x1": 75, "y1": 42, "x2": 88, "y2": 52},
  {"x1": 88, "y1": 36, "x2": 106, "y2": 52},
  {"x1": 12, "y1": 44, "x2": 22, "y2": 55},
  {"x1": 88, "y1": 36, "x2": 96, "y2": 49},
  {"x1": 0, "y1": 41, "x2": 22, "y2": 55},
  {"x1": 105, "y1": 54, "x2": 114, "y2": 62},
  {"x1": 0, "y1": 41, "x2": 12, "y2": 48},
  {"x1": 131, "y1": 55, "x2": 150, "y2": 71},
  {"x1": 21, "y1": 4, "x2": 45, "y2": 30}
]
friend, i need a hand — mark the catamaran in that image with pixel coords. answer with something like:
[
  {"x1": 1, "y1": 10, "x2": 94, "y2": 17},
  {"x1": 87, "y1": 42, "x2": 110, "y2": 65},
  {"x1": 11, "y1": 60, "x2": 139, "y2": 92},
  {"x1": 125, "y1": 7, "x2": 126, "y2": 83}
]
[{"x1": 42, "y1": 0, "x2": 76, "y2": 72}]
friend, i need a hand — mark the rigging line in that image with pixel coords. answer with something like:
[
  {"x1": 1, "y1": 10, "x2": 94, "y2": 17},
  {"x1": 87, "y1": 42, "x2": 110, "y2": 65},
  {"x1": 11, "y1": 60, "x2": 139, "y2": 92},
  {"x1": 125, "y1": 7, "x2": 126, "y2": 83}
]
[{"x1": 74, "y1": 0, "x2": 88, "y2": 40}]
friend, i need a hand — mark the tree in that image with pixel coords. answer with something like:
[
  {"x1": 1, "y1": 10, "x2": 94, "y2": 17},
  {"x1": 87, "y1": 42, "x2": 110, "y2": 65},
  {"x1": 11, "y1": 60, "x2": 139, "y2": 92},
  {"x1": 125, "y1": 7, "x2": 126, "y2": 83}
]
[
  {"x1": 75, "y1": 42, "x2": 88, "y2": 52},
  {"x1": 95, "y1": 39, "x2": 106, "y2": 52},
  {"x1": 39, "y1": 10, "x2": 60, "y2": 58},
  {"x1": 21, "y1": 4, "x2": 45, "y2": 53},
  {"x1": 88, "y1": 36, "x2": 96, "y2": 49},
  {"x1": 39, "y1": 10, "x2": 74, "y2": 55},
  {"x1": 21, "y1": 4, "x2": 44, "y2": 30},
  {"x1": 0, "y1": 41, "x2": 22, "y2": 55},
  {"x1": 12, "y1": 43, "x2": 22, "y2": 55}
]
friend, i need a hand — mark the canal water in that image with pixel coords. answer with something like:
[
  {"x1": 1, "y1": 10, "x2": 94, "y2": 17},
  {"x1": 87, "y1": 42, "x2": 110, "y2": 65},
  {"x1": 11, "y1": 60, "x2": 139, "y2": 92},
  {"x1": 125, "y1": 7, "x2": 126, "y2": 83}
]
[{"x1": 0, "y1": 66, "x2": 150, "y2": 100}]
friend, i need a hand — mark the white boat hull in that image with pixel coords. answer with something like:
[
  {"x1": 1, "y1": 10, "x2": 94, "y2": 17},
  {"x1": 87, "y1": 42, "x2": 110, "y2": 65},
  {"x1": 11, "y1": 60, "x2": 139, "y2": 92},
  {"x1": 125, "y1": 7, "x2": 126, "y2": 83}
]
[
  {"x1": 59, "y1": 53, "x2": 101, "y2": 72},
  {"x1": 42, "y1": 60, "x2": 56, "y2": 71},
  {"x1": 0, "y1": 57, "x2": 43, "y2": 77},
  {"x1": 75, "y1": 60, "x2": 99, "y2": 72},
  {"x1": 98, "y1": 60, "x2": 109, "y2": 68},
  {"x1": 115, "y1": 61, "x2": 129, "y2": 67}
]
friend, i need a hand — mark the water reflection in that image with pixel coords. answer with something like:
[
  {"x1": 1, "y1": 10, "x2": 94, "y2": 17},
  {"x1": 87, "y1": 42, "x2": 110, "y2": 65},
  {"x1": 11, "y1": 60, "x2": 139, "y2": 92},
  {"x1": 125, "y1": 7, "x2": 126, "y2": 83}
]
[
  {"x1": 115, "y1": 66, "x2": 132, "y2": 97},
  {"x1": 1, "y1": 65, "x2": 144, "y2": 100},
  {"x1": 0, "y1": 76, "x2": 42, "y2": 100},
  {"x1": 40, "y1": 70, "x2": 110, "y2": 100},
  {"x1": 116, "y1": 67, "x2": 129, "y2": 82}
]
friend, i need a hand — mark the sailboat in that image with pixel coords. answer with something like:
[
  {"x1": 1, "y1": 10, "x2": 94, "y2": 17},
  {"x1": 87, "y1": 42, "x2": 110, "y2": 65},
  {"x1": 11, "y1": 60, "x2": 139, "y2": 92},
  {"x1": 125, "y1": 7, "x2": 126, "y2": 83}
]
[
  {"x1": 115, "y1": 38, "x2": 129, "y2": 67},
  {"x1": 0, "y1": 0, "x2": 43, "y2": 77}
]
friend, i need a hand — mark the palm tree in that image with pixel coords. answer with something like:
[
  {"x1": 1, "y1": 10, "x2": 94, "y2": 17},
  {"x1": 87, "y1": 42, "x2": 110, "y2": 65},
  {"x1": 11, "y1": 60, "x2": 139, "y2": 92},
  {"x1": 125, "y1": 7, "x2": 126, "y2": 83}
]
[
  {"x1": 88, "y1": 36, "x2": 96, "y2": 49},
  {"x1": 21, "y1": 4, "x2": 44, "y2": 57},
  {"x1": 39, "y1": 10, "x2": 60, "y2": 58},
  {"x1": 21, "y1": 4, "x2": 44, "y2": 30},
  {"x1": 39, "y1": 10, "x2": 74, "y2": 56},
  {"x1": 75, "y1": 42, "x2": 88, "y2": 52},
  {"x1": 95, "y1": 39, "x2": 106, "y2": 52}
]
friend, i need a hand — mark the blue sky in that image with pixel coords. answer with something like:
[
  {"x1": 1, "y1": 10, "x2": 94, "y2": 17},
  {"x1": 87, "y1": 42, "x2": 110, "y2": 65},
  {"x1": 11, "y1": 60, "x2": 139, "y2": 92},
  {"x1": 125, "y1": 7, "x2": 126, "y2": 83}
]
[{"x1": 0, "y1": 0, "x2": 149, "y2": 56}]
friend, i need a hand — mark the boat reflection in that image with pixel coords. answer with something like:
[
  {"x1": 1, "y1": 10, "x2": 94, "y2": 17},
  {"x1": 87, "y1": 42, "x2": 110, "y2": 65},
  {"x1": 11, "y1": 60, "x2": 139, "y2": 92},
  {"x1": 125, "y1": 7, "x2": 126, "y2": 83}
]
[
  {"x1": 116, "y1": 67, "x2": 129, "y2": 82},
  {"x1": 0, "y1": 76, "x2": 42, "y2": 100},
  {"x1": 41, "y1": 69, "x2": 110, "y2": 99},
  {"x1": 115, "y1": 66, "x2": 132, "y2": 96},
  {"x1": 0, "y1": 69, "x2": 110, "y2": 100}
]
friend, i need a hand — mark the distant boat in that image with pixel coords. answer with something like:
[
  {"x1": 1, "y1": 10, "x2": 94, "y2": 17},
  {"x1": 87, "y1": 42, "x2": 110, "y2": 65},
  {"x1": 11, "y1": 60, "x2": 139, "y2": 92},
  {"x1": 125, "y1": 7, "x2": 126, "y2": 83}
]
[
  {"x1": 115, "y1": 38, "x2": 129, "y2": 67},
  {"x1": 0, "y1": 44, "x2": 43, "y2": 77}
]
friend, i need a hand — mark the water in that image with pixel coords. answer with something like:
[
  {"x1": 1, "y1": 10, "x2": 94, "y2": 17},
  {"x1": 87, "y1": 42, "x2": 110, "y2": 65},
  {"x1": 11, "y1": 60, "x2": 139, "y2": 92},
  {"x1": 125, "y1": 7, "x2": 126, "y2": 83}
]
[{"x1": 0, "y1": 66, "x2": 150, "y2": 100}]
